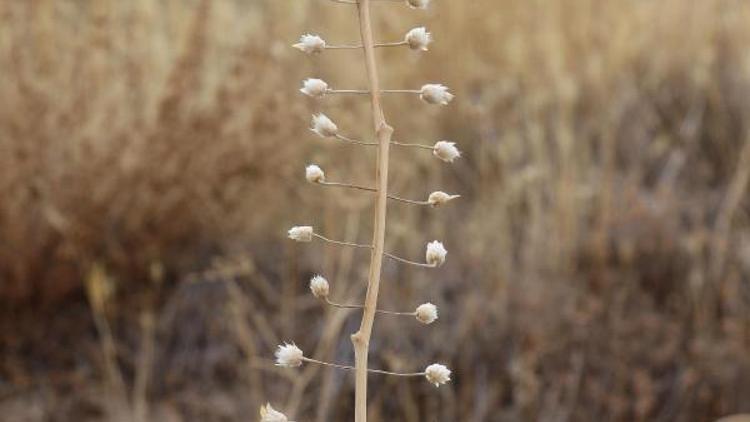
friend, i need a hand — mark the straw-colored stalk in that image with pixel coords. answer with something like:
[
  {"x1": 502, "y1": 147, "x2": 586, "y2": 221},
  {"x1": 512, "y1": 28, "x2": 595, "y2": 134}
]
[{"x1": 350, "y1": 0, "x2": 393, "y2": 421}]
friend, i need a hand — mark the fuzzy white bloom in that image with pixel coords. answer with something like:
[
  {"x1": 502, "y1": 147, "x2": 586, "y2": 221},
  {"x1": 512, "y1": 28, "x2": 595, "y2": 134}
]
[
  {"x1": 425, "y1": 240, "x2": 447, "y2": 267},
  {"x1": 305, "y1": 165, "x2": 325, "y2": 183},
  {"x1": 300, "y1": 78, "x2": 329, "y2": 98},
  {"x1": 415, "y1": 303, "x2": 438, "y2": 324},
  {"x1": 275, "y1": 343, "x2": 304, "y2": 367},
  {"x1": 309, "y1": 275, "x2": 330, "y2": 299},
  {"x1": 310, "y1": 113, "x2": 338, "y2": 138},
  {"x1": 428, "y1": 191, "x2": 461, "y2": 207},
  {"x1": 407, "y1": 0, "x2": 430, "y2": 9},
  {"x1": 425, "y1": 363, "x2": 451, "y2": 387},
  {"x1": 260, "y1": 403, "x2": 289, "y2": 422},
  {"x1": 293, "y1": 34, "x2": 326, "y2": 54},
  {"x1": 288, "y1": 226, "x2": 313, "y2": 242},
  {"x1": 433, "y1": 141, "x2": 461, "y2": 163},
  {"x1": 420, "y1": 84, "x2": 454, "y2": 105},
  {"x1": 405, "y1": 27, "x2": 432, "y2": 51}
]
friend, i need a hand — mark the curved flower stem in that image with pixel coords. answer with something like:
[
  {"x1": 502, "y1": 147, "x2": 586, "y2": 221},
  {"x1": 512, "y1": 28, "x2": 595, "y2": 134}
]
[
  {"x1": 328, "y1": 89, "x2": 371, "y2": 95},
  {"x1": 335, "y1": 134, "x2": 378, "y2": 146},
  {"x1": 391, "y1": 140, "x2": 434, "y2": 150},
  {"x1": 319, "y1": 181, "x2": 376, "y2": 193},
  {"x1": 317, "y1": 181, "x2": 431, "y2": 206},
  {"x1": 328, "y1": 89, "x2": 421, "y2": 95},
  {"x1": 387, "y1": 196, "x2": 431, "y2": 206},
  {"x1": 313, "y1": 233, "x2": 373, "y2": 249},
  {"x1": 382, "y1": 89, "x2": 421, "y2": 94},
  {"x1": 383, "y1": 252, "x2": 437, "y2": 268},
  {"x1": 325, "y1": 298, "x2": 417, "y2": 316},
  {"x1": 326, "y1": 41, "x2": 409, "y2": 50},
  {"x1": 302, "y1": 357, "x2": 425, "y2": 377},
  {"x1": 336, "y1": 134, "x2": 433, "y2": 151},
  {"x1": 376, "y1": 41, "x2": 409, "y2": 48}
]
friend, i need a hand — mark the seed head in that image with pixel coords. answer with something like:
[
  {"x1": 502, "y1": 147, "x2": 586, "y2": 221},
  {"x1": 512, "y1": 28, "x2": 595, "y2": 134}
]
[
  {"x1": 407, "y1": 0, "x2": 430, "y2": 9},
  {"x1": 425, "y1": 363, "x2": 451, "y2": 387},
  {"x1": 305, "y1": 165, "x2": 325, "y2": 183},
  {"x1": 300, "y1": 78, "x2": 329, "y2": 98},
  {"x1": 311, "y1": 113, "x2": 338, "y2": 138},
  {"x1": 428, "y1": 191, "x2": 461, "y2": 207},
  {"x1": 260, "y1": 403, "x2": 289, "y2": 422},
  {"x1": 415, "y1": 303, "x2": 438, "y2": 324},
  {"x1": 405, "y1": 27, "x2": 432, "y2": 51},
  {"x1": 275, "y1": 343, "x2": 304, "y2": 367},
  {"x1": 433, "y1": 141, "x2": 461, "y2": 163},
  {"x1": 426, "y1": 240, "x2": 447, "y2": 267},
  {"x1": 420, "y1": 84, "x2": 454, "y2": 105},
  {"x1": 293, "y1": 34, "x2": 326, "y2": 55},
  {"x1": 309, "y1": 275, "x2": 330, "y2": 299},
  {"x1": 288, "y1": 226, "x2": 313, "y2": 242}
]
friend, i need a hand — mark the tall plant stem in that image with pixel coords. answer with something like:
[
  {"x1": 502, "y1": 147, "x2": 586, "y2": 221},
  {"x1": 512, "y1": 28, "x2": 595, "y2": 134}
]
[{"x1": 351, "y1": 0, "x2": 392, "y2": 421}]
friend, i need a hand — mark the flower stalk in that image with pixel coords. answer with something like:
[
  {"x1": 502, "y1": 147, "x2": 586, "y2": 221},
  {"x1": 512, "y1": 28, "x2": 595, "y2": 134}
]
[
  {"x1": 276, "y1": 0, "x2": 456, "y2": 418},
  {"x1": 350, "y1": 0, "x2": 393, "y2": 420},
  {"x1": 313, "y1": 232, "x2": 372, "y2": 250},
  {"x1": 302, "y1": 357, "x2": 426, "y2": 377},
  {"x1": 316, "y1": 179, "x2": 457, "y2": 206}
]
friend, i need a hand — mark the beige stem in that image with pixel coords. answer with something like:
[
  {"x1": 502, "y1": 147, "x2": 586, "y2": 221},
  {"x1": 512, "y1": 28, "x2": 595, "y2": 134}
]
[
  {"x1": 352, "y1": 0, "x2": 392, "y2": 421},
  {"x1": 317, "y1": 181, "x2": 431, "y2": 206},
  {"x1": 325, "y1": 298, "x2": 417, "y2": 316},
  {"x1": 302, "y1": 357, "x2": 425, "y2": 377}
]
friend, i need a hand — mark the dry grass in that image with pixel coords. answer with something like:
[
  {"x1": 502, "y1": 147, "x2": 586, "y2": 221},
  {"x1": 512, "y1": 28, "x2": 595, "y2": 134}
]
[{"x1": 2, "y1": 0, "x2": 750, "y2": 421}]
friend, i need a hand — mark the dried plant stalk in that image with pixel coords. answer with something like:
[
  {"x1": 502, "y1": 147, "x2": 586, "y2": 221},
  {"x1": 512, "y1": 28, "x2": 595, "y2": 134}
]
[
  {"x1": 349, "y1": 1, "x2": 393, "y2": 421},
  {"x1": 276, "y1": 1, "x2": 455, "y2": 420}
]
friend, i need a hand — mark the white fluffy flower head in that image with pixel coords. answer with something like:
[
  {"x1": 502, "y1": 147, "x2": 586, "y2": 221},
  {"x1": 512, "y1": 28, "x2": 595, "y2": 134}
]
[
  {"x1": 275, "y1": 343, "x2": 304, "y2": 367},
  {"x1": 288, "y1": 226, "x2": 313, "y2": 242},
  {"x1": 305, "y1": 165, "x2": 325, "y2": 183},
  {"x1": 425, "y1": 363, "x2": 451, "y2": 387},
  {"x1": 311, "y1": 113, "x2": 338, "y2": 138},
  {"x1": 293, "y1": 34, "x2": 326, "y2": 54},
  {"x1": 428, "y1": 191, "x2": 460, "y2": 207},
  {"x1": 300, "y1": 78, "x2": 329, "y2": 98},
  {"x1": 260, "y1": 403, "x2": 289, "y2": 422},
  {"x1": 426, "y1": 240, "x2": 447, "y2": 267},
  {"x1": 407, "y1": 0, "x2": 430, "y2": 9},
  {"x1": 415, "y1": 303, "x2": 438, "y2": 324},
  {"x1": 309, "y1": 275, "x2": 330, "y2": 299},
  {"x1": 433, "y1": 141, "x2": 461, "y2": 163},
  {"x1": 420, "y1": 84, "x2": 454, "y2": 105},
  {"x1": 405, "y1": 27, "x2": 432, "y2": 51}
]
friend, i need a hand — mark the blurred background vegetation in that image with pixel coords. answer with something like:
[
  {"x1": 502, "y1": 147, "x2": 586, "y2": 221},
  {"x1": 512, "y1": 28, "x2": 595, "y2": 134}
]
[{"x1": 2, "y1": 0, "x2": 750, "y2": 421}]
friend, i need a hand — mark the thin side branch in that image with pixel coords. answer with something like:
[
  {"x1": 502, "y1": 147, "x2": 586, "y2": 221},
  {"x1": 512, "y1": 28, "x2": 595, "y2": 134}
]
[
  {"x1": 382, "y1": 89, "x2": 421, "y2": 94},
  {"x1": 335, "y1": 134, "x2": 378, "y2": 146},
  {"x1": 302, "y1": 357, "x2": 425, "y2": 377},
  {"x1": 326, "y1": 41, "x2": 409, "y2": 50},
  {"x1": 391, "y1": 140, "x2": 434, "y2": 150},
  {"x1": 387, "y1": 196, "x2": 431, "y2": 206},
  {"x1": 328, "y1": 89, "x2": 370, "y2": 95},
  {"x1": 336, "y1": 133, "x2": 433, "y2": 151},
  {"x1": 326, "y1": 89, "x2": 422, "y2": 95},
  {"x1": 319, "y1": 181, "x2": 376, "y2": 193},
  {"x1": 383, "y1": 252, "x2": 437, "y2": 268},
  {"x1": 316, "y1": 181, "x2": 432, "y2": 206},
  {"x1": 325, "y1": 298, "x2": 417, "y2": 316},
  {"x1": 313, "y1": 233, "x2": 373, "y2": 249}
]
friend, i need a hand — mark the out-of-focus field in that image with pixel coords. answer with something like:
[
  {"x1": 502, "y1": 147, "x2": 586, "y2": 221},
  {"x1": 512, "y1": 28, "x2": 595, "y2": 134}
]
[{"x1": 2, "y1": 0, "x2": 750, "y2": 421}]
